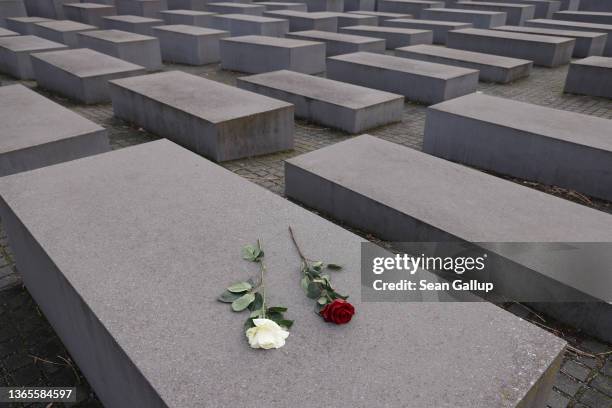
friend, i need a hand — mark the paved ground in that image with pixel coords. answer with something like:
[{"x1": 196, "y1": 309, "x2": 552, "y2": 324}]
[{"x1": 0, "y1": 57, "x2": 611, "y2": 408}]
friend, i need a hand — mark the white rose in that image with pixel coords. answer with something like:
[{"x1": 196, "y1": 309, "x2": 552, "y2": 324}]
[{"x1": 245, "y1": 318, "x2": 290, "y2": 349}]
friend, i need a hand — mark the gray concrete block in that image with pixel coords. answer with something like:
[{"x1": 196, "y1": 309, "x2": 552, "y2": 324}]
[
  {"x1": 287, "y1": 30, "x2": 385, "y2": 55},
  {"x1": 424, "y1": 92, "x2": 612, "y2": 201},
  {"x1": 343, "y1": 0, "x2": 374, "y2": 11},
  {"x1": 237, "y1": 69, "x2": 403, "y2": 132},
  {"x1": 32, "y1": 48, "x2": 146, "y2": 103},
  {"x1": 220, "y1": 35, "x2": 325, "y2": 73},
  {"x1": 493, "y1": 24, "x2": 606, "y2": 56},
  {"x1": 347, "y1": 10, "x2": 413, "y2": 23},
  {"x1": 0, "y1": 26, "x2": 16, "y2": 35},
  {"x1": 152, "y1": 24, "x2": 228, "y2": 64},
  {"x1": 63, "y1": 3, "x2": 117, "y2": 27},
  {"x1": 23, "y1": 0, "x2": 66, "y2": 18},
  {"x1": 109, "y1": 71, "x2": 294, "y2": 161},
  {"x1": 34, "y1": 19, "x2": 97, "y2": 47},
  {"x1": 326, "y1": 11, "x2": 377, "y2": 27},
  {"x1": 159, "y1": 10, "x2": 216, "y2": 26},
  {"x1": 327, "y1": 51, "x2": 478, "y2": 103},
  {"x1": 0, "y1": 84, "x2": 109, "y2": 176},
  {"x1": 255, "y1": 1, "x2": 308, "y2": 11},
  {"x1": 262, "y1": 10, "x2": 337, "y2": 31},
  {"x1": 396, "y1": 43, "x2": 532, "y2": 82},
  {"x1": 469, "y1": 0, "x2": 560, "y2": 19},
  {"x1": 302, "y1": 0, "x2": 343, "y2": 11},
  {"x1": 115, "y1": 0, "x2": 164, "y2": 17},
  {"x1": 209, "y1": 14, "x2": 289, "y2": 36},
  {"x1": 554, "y1": 10, "x2": 612, "y2": 24},
  {"x1": 447, "y1": 27, "x2": 575, "y2": 67},
  {"x1": 284, "y1": 133, "x2": 612, "y2": 342},
  {"x1": 382, "y1": 17, "x2": 472, "y2": 43},
  {"x1": 578, "y1": 0, "x2": 612, "y2": 12},
  {"x1": 0, "y1": 137, "x2": 566, "y2": 408},
  {"x1": 454, "y1": 1, "x2": 535, "y2": 25},
  {"x1": 0, "y1": 35, "x2": 67, "y2": 78},
  {"x1": 378, "y1": 0, "x2": 445, "y2": 17},
  {"x1": 77, "y1": 29, "x2": 162, "y2": 70},
  {"x1": 559, "y1": 0, "x2": 579, "y2": 10},
  {"x1": 205, "y1": 2, "x2": 265, "y2": 15},
  {"x1": 340, "y1": 24, "x2": 432, "y2": 48},
  {"x1": 5, "y1": 16, "x2": 51, "y2": 34},
  {"x1": 564, "y1": 56, "x2": 612, "y2": 98},
  {"x1": 166, "y1": 0, "x2": 209, "y2": 11},
  {"x1": 421, "y1": 7, "x2": 507, "y2": 28},
  {"x1": 0, "y1": 0, "x2": 26, "y2": 26},
  {"x1": 103, "y1": 15, "x2": 164, "y2": 35},
  {"x1": 526, "y1": 18, "x2": 612, "y2": 56}
]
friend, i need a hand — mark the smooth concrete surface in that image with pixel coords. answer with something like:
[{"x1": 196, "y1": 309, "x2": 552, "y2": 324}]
[
  {"x1": 446, "y1": 27, "x2": 575, "y2": 67},
  {"x1": 77, "y1": 29, "x2": 162, "y2": 71},
  {"x1": 454, "y1": 1, "x2": 535, "y2": 25},
  {"x1": 423, "y1": 92, "x2": 612, "y2": 201},
  {"x1": 327, "y1": 51, "x2": 478, "y2": 103},
  {"x1": 301, "y1": 0, "x2": 343, "y2": 11},
  {"x1": 0, "y1": 26, "x2": 17, "y2": 35},
  {"x1": 470, "y1": 0, "x2": 561, "y2": 19},
  {"x1": 396, "y1": 43, "x2": 532, "y2": 83},
  {"x1": 262, "y1": 10, "x2": 338, "y2": 31},
  {"x1": 63, "y1": 2, "x2": 117, "y2": 27},
  {"x1": 577, "y1": 0, "x2": 612, "y2": 12},
  {"x1": 23, "y1": 0, "x2": 69, "y2": 19},
  {"x1": 160, "y1": 10, "x2": 217, "y2": 26},
  {"x1": 103, "y1": 15, "x2": 164, "y2": 36},
  {"x1": 255, "y1": 1, "x2": 308, "y2": 11},
  {"x1": 108, "y1": 71, "x2": 294, "y2": 161},
  {"x1": 115, "y1": 0, "x2": 163, "y2": 18},
  {"x1": 31, "y1": 47, "x2": 146, "y2": 103},
  {"x1": 152, "y1": 25, "x2": 228, "y2": 65},
  {"x1": 237, "y1": 69, "x2": 404, "y2": 132},
  {"x1": 166, "y1": 0, "x2": 208, "y2": 10},
  {"x1": 377, "y1": 0, "x2": 445, "y2": 17},
  {"x1": 220, "y1": 35, "x2": 325, "y2": 73},
  {"x1": 554, "y1": 10, "x2": 612, "y2": 24},
  {"x1": 209, "y1": 14, "x2": 289, "y2": 37},
  {"x1": 0, "y1": 0, "x2": 26, "y2": 26},
  {"x1": 0, "y1": 84, "x2": 109, "y2": 176},
  {"x1": 326, "y1": 11, "x2": 377, "y2": 27},
  {"x1": 347, "y1": 10, "x2": 413, "y2": 23},
  {"x1": 564, "y1": 55, "x2": 612, "y2": 98},
  {"x1": 421, "y1": 7, "x2": 507, "y2": 28},
  {"x1": 382, "y1": 17, "x2": 472, "y2": 43},
  {"x1": 342, "y1": 0, "x2": 374, "y2": 11},
  {"x1": 34, "y1": 19, "x2": 97, "y2": 47},
  {"x1": 5, "y1": 16, "x2": 51, "y2": 34},
  {"x1": 0, "y1": 34, "x2": 67, "y2": 78},
  {"x1": 205, "y1": 2, "x2": 265, "y2": 15},
  {"x1": 0, "y1": 137, "x2": 567, "y2": 408},
  {"x1": 494, "y1": 24, "x2": 606, "y2": 56},
  {"x1": 340, "y1": 24, "x2": 433, "y2": 48},
  {"x1": 559, "y1": 0, "x2": 579, "y2": 10},
  {"x1": 287, "y1": 30, "x2": 385, "y2": 55},
  {"x1": 526, "y1": 18, "x2": 612, "y2": 56}
]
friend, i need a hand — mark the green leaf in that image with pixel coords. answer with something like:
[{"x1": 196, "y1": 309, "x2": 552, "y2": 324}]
[
  {"x1": 250, "y1": 309, "x2": 263, "y2": 318},
  {"x1": 300, "y1": 275, "x2": 310, "y2": 293},
  {"x1": 267, "y1": 306, "x2": 287, "y2": 313},
  {"x1": 232, "y1": 293, "x2": 255, "y2": 311},
  {"x1": 227, "y1": 281, "x2": 252, "y2": 293},
  {"x1": 278, "y1": 319, "x2": 293, "y2": 329},
  {"x1": 306, "y1": 282, "x2": 322, "y2": 299},
  {"x1": 267, "y1": 311, "x2": 284, "y2": 321},
  {"x1": 244, "y1": 317, "x2": 255, "y2": 330},
  {"x1": 242, "y1": 243, "x2": 263, "y2": 262},
  {"x1": 326, "y1": 263, "x2": 343, "y2": 270},
  {"x1": 317, "y1": 296, "x2": 328, "y2": 305},
  {"x1": 218, "y1": 290, "x2": 243, "y2": 303},
  {"x1": 312, "y1": 261, "x2": 323, "y2": 271},
  {"x1": 249, "y1": 292, "x2": 263, "y2": 311}
]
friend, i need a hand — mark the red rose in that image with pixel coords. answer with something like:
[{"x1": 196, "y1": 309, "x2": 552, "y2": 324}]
[{"x1": 320, "y1": 299, "x2": 355, "y2": 324}]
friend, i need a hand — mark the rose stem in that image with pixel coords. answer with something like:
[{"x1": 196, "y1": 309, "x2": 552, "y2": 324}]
[
  {"x1": 288, "y1": 226, "x2": 307, "y2": 263},
  {"x1": 258, "y1": 238, "x2": 266, "y2": 318}
]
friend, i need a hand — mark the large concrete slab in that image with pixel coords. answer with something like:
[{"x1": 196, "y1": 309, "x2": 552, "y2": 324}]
[
  {"x1": 421, "y1": 7, "x2": 507, "y2": 28},
  {"x1": 347, "y1": 10, "x2": 413, "y2": 23},
  {"x1": 327, "y1": 51, "x2": 478, "y2": 103},
  {"x1": 342, "y1": 0, "x2": 374, "y2": 11},
  {"x1": 382, "y1": 17, "x2": 472, "y2": 43},
  {"x1": 559, "y1": 0, "x2": 579, "y2": 10},
  {"x1": 526, "y1": 18, "x2": 612, "y2": 55},
  {"x1": 0, "y1": 84, "x2": 109, "y2": 176},
  {"x1": 220, "y1": 35, "x2": 325, "y2": 73},
  {"x1": 63, "y1": 2, "x2": 117, "y2": 27},
  {"x1": 454, "y1": 1, "x2": 535, "y2": 25},
  {"x1": 159, "y1": 10, "x2": 216, "y2": 26},
  {"x1": 301, "y1": 0, "x2": 343, "y2": 11},
  {"x1": 166, "y1": 0, "x2": 209, "y2": 11},
  {"x1": 237, "y1": 69, "x2": 403, "y2": 132},
  {"x1": 205, "y1": 2, "x2": 265, "y2": 15},
  {"x1": 325, "y1": 11, "x2": 377, "y2": 27},
  {"x1": 564, "y1": 56, "x2": 612, "y2": 98},
  {"x1": 0, "y1": 26, "x2": 17, "y2": 35},
  {"x1": 396, "y1": 43, "x2": 532, "y2": 82},
  {"x1": 424, "y1": 92, "x2": 612, "y2": 201},
  {"x1": 447, "y1": 27, "x2": 575, "y2": 66},
  {"x1": 34, "y1": 19, "x2": 97, "y2": 47},
  {"x1": 103, "y1": 15, "x2": 164, "y2": 36},
  {"x1": 77, "y1": 29, "x2": 162, "y2": 71},
  {"x1": 255, "y1": 1, "x2": 308, "y2": 11},
  {"x1": 262, "y1": 10, "x2": 338, "y2": 31},
  {"x1": 284, "y1": 133, "x2": 612, "y2": 342},
  {"x1": 465, "y1": 0, "x2": 561, "y2": 19},
  {"x1": 0, "y1": 34, "x2": 67, "y2": 78},
  {"x1": 152, "y1": 25, "x2": 228, "y2": 64},
  {"x1": 32, "y1": 48, "x2": 146, "y2": 103},
  {"x1": 578, "y1": 0, "x2": 612, "y2": 12},
  {"x1": 340, "y1": 25, "x2": 432, "y2": 48},
  {"x1": 287, "y1": 30, "x2": 385, "y2": 55},
  {"x1": 0, "y1": 137, "x2": 567, "y2": 408},
  {"x1": 5, "y1": 16, "x2": 51, "y2": 34},
  {"x1": 109, "y1": 71, "x2": 294, "y2": 161},
  {"x1": 554, "y1": 10, "x2": 612, "y2": 24},
  {"x1": 493, "y1": 24, "x2": 606, "y2": 56},
  {"x1": 23, "y1": 0, "x2": 69, "y2": 19},
  {"x1": 377, "y1": 0, "x2": 445, "y2": 17},
  {"x1": 115, "y1": 0, "x2": 163, "y2": 18},
  {"x1": 209, "y1": 14, "x2": 289, "y2": 37},
  {"x1": 0, "y1": 0, "x2": 26, "y2": 26}
]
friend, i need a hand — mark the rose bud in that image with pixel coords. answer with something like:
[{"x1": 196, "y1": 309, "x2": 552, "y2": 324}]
[{"x1": 320, "y1": 299, "x2": 355, "y2": 325}]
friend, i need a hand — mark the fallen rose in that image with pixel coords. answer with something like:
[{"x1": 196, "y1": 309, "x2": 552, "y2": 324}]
[
  {"x1": 245, "y1": 318, "x2": 290, "y2": 349},
  {"x1": 320, "y1": 299, "x2": 355, "y2": 325}
]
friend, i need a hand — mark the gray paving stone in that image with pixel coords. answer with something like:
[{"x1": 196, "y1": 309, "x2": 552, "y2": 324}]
[
  {"x1": 103, "y1": 15, "x2": 164, "y2": 36},
  {"x1": 342, "y1": 0, "x2": 374, "y2": 11},
  {"x1": 447, "y1": 27, "x2": 575, "y2": 67},
  {"x1": 0, "y1": 137, "x2": 567, "y2": 408},
  {"x1": 564, "y1": 56, "x2": 612, "y2": 98},
  {"x1": 327, "y1": 51, "x2": 478, "y2": 103},
  {"x1": 287, "y1": 30, "x2": 385, "y2": 55},
  {"x1": 377, "y1": 0, "x2": 444, "y2": 18},
  {"x1": 455, "y1": 1, "x2": 536, "y2": 25},
  {"x1": 205, "y1": 2, "x2": 265, "y2": 15},
  {"x1": 494, "y1": 24, "x2": 606, "y2": 57},
  {"x1": 109, "y1": 71, "x2": 294, "y2": 161},
  {"x1": 166, "y1": 0, "x2": 208, "y2": 11},
  {"x1": 262, "y1": 10, "x2": 338, "y2": 31},
  {"x1": 209, "y1": 13, "x2": 289, "y2": 36},
  {"x1": 326, "y1": 11, "x2": 377, "y2": 27},
  {"x1": 579, "y1": 387, "x2": 612, "y2": 407},
  {"x1": 63, "y1": 2, "x2": 117, "y2": 27},
  {"x1": 153, "y1": 25, "x2": 228, "y2": 64},
  {"x1": 31, "y1": 47, "x2": 146, "y2": 103},
  {"x1": 0, "y1": 35, "x2": 67, "y2": 79},
  {"x1": 421, "y1": 7, "x2": 508, "y2": 28},
  {"x1": 77, "y1": 29, "x2": 162, "y2": 71},
  {"x1": 590, "y1": 375, "x2": 612, "y2": 398},
  {"x1": 0, "y1": 0, "x2": 26, "y2": 26},
  {"x1": 547, "y1": 390, "x2": 570, "y2": 408},
  {"x1": 220, "y1": 35, "x2": 325, "y2": 73},
  {"x1": 396, "y1": 44, "x2": 532, "y2": 83},
  {"x1": 554, "y1": 371, "x2": 583, "y2": 396},
  {"x1": 526, "y1": 18, "x2": 612, "y2": 56},
  {"x1": 255, "y1": 1, "x2": 308, "y2": 11},
  {"x1": 301, "y1": 0, "x2": 343, "y2": 11},
  {"x1": 347, "y1": 10, "x2": 413, "y2": 23},
  {"x1": 470, "y1": 0, "x2": 560, "y2": 19},
  {"x1": 237, "y1": 69, "x2": 403, "y2": 132},
  {"x1": 382, "y1": 17, "x2": 472, "y2": 44},
  {"x1": 554, "y1": 10, "x2": 612, "y2": 24},
  {"x1": 160, "y1": 10, "x2": 217, "y2": 26},
  {"x1": 5, "y1": 16, "x2": 51, "y2": 35},
  {"x1": 115, "y1": 0, "x2": 163, "y2": 17},
  {"x1": 0, "y1": 84, "x2": 109, "y2": 176},
  {"x1": 34, "y1": 19, "x2": 97, "y2": 47},
  {"x1": 340, "y1": 25, "x2": 433, "y2": 48},
  {"x1": 0, "y1": 26, "x2": 17, "y2": 35}
]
